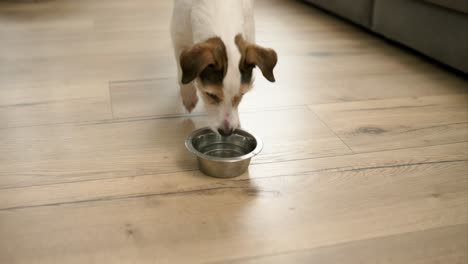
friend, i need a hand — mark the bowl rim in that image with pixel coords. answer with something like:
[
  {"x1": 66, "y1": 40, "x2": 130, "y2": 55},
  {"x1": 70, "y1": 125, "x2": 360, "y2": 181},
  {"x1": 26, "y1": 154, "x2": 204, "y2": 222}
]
[{"x1": 185, "y1": 127, "x2": 263, "y2": 163}]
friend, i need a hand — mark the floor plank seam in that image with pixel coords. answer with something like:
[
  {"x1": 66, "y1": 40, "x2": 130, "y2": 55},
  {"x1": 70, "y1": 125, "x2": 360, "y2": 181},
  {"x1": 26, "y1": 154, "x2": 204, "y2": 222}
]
[
  {"x1": 109, "y1": 76, "x2": 175, "y2": 85},
  {"x1": 0, "y1": 120, "x2": 79, "y2": 130},
  {"x1": 307, "y1": 106, "x2": 355, "y2": 153},
  {"x1": 2, "y1": 93, "x2": 465, "y2": 130},
  {"x1": 1, "y1": 159, "x2": 465, "y2": 212},
  {"x1": 242, "y1": 159, "x2": 468, "y2": 182},
  {"x1": 307, "y1": 93, "x2": 468, "y2": 108},
  {"x1": 205, "y1": 223, "x2": 468, "y2": 264},
  {"x1": 395, "y1": 122, "x2": 468, "y2": 135},
  {"x1": 338, "y1": 141, "x2": 468, "y2": 157},
  {"x1": 0, "y1": 186, "x2": 252, "y2": 212},
  {"x1": 0, "y1": 97, "x2": 97, "y2": 109},
  {"x1": 2, "y1": 141, "x2": 466, "y2": 191},
  {"x1": 0, "y1": 169, "x2": 196, "y2": 191},
  {"x1": 107, "y1": 80, "x2": 116, "y2": 119},
  {"x1": 77, "y1": 105, "x2": 308, "y2": 126}
]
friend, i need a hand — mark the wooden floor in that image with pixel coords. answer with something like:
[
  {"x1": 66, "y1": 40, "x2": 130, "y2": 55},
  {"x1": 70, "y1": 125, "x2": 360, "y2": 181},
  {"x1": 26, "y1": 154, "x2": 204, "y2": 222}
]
[{"x1": 1, "y1": 0, "x2": 467, "y2": 263}]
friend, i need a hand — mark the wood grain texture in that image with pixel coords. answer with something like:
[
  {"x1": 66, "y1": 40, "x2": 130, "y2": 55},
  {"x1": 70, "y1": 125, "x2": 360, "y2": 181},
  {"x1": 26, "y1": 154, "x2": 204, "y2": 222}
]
[
  {"x1": 0, "y1": 0, "x2": 467, "y2": 263},
  {"x1": 109, "y1": 74, "x2": 468, "y2": 119},
  {"x1": 0, "y1": 107, "x2": 351, "y2": 189},
  {"x1": 215, "y1": 224, "x2": 468, "y2": 264},
  {"x1": 0, "y1": 81, "x2": 112, "y2": 128},
  {"x1": 0, "y1": 142, "x2": 465, "y2": 211},
  {"x1": 109, "y1": 78, "x2": 195, "y2": 118},
  {"x1": 0, "y1": 155, "x2": 466, "y2": 263},
  {"x1": 311, "y1": 95, "x2": 468, "y2": 152}
]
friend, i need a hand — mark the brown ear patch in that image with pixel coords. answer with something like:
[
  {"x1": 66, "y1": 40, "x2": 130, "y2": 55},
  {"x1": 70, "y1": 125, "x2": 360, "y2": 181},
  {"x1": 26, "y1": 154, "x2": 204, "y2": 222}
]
[
  {"x1": 235, "y1": 34, "x2": 278, "y2": 83},
  {"x1": 179, "y1": 37, "x2": 227, "y2": 85}
]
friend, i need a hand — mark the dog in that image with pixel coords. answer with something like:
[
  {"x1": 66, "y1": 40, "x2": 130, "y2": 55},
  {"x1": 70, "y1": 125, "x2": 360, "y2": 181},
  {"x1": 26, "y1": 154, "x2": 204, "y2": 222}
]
[{"x1": 170, "y1": 0, "x2": 278, "y2": 136}]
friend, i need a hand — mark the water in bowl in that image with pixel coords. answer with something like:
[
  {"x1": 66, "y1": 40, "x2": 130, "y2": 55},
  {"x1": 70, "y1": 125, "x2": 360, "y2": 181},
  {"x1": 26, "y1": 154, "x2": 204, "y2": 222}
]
[{"x1": 192, "y1": 131, "x2": 256, "y2": 158}]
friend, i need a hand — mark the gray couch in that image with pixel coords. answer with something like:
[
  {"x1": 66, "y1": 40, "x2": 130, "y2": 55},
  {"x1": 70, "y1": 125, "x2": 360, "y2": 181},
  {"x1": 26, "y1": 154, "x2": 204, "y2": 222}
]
[{"x1": 302, "y1": 0, "x2": 468, "y2": 74}]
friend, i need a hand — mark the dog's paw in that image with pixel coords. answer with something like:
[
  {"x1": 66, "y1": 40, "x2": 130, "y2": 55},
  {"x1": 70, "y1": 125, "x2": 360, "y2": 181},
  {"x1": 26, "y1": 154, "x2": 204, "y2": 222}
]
[{"x1": 182, "y1": 95, "x2": 198, "y2": 113}]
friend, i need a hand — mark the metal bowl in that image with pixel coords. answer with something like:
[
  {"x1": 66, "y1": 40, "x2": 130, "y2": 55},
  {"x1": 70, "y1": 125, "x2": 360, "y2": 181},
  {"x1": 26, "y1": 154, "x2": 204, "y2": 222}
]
[{"x1": 185, "y1": 127, "x2": 263, "y2": 178}]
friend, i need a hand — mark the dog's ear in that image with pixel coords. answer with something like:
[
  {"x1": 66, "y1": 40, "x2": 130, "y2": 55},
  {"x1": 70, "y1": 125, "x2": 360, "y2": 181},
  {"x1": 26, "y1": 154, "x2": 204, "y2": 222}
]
[
  {"x1": 179, "y1": 37, "x2": 227, "y2": 84},
  {"x1": 235, "y1": 34, "x2": 278, "y2": 82}
]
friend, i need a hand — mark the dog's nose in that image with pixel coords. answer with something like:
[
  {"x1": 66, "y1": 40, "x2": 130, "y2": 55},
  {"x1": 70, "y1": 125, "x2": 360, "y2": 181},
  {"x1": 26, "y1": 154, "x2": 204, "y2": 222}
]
[{"x1": 217, "y1": 127, "x2": 233, "y2": 137}]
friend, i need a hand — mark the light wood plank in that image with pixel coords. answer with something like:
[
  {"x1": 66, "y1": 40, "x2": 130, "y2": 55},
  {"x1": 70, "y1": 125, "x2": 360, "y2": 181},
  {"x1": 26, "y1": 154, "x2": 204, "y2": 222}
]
[
  {"x1": 0, "y1": 52, "x2": 176, "y2": 86},
  {"x1": 0, "y1": 141, "x2": 466, "y2": 211},
  {"x1": 109, "y1": 78, "x2": 191, "y2": 118},
  {"x1": 0, "y1": 0, "x2": 175, "y2": 86},
  {"x1": 0, "y1": 107, "x2": 351, "y2": 189},
  {"x1": 109, "y1": 73, "x2": 467, "y2": 119},
  {"x1": 311, "y1": 95, "x2": 468, "y2": 152},
  {"x1": 0, "y1": 150, "x2": 466, "y2": 263},
  {"x1": 0, "y1": 81, "x2": 111, "y2": 128},
  {"x1": 215, "y1": 224, "x2": 468, "y2": 264},
  {"x1": 0, "y1": 30, "x2": 172, "y2": 60}
]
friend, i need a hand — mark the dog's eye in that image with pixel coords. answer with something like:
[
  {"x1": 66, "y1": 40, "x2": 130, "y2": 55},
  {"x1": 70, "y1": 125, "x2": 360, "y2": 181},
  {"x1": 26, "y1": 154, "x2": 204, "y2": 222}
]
[{"x1": 205, "y1": 92, "x2": 221, "y2": 104}]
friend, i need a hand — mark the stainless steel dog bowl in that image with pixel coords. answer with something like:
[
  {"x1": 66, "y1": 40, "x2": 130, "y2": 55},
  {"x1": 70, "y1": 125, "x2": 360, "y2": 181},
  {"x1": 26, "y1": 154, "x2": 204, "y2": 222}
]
[{"x1": 185, "y1": 127, "x2": 263, "y2": 178}]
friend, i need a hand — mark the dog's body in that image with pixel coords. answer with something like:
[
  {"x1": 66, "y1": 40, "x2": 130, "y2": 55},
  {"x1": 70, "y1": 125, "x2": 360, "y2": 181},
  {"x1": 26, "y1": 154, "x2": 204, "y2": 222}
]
[{"x1": 171, "y1": 0, "x2": 277, "y2": 135}]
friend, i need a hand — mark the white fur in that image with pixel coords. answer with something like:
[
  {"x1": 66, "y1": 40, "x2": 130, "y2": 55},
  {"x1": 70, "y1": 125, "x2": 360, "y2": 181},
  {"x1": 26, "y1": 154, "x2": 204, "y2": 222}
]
[{"x1": 170, "y1": 0, "x2": 255, "y2": 133}]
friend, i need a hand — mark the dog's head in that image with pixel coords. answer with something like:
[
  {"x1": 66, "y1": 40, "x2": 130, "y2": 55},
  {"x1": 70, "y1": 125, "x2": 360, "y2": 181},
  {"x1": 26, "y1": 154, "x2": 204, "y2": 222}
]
[{"x1": 180, "y1": 34, "x2": 277, "y2": 136}]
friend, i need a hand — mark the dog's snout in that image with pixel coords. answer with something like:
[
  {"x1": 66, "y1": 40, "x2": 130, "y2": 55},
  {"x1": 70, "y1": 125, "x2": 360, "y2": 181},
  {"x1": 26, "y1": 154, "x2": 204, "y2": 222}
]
[
  {"x1": 218, "y1": 120, "x2": 233, "y2": 136},
  {"x1": 217, "y1": 127, "x2": 233, "y2": 137}
]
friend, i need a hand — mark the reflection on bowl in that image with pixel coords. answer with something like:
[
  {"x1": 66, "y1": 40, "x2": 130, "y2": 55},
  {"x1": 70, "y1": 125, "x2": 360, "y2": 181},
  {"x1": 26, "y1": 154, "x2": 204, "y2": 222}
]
[{"x1": 185, "y1": 127, "x2": 263, "y2": 178}]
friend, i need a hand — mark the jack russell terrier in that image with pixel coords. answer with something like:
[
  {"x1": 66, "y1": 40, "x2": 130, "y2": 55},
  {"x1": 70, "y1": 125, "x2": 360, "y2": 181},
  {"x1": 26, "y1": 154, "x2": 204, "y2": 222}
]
[{"x1": 170, "y1": 0, "x2": 278, "y2": 136}]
